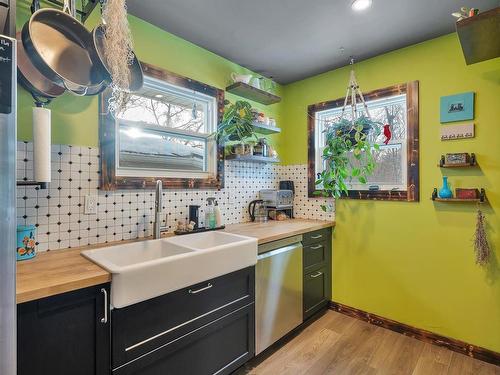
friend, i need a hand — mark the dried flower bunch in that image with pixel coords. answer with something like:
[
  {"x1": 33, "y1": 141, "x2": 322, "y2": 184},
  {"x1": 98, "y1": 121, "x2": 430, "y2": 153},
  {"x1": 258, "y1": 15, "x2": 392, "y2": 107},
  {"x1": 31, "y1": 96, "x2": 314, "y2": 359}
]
[
  {"x1": 102, "y1": 0, "x2": 135, "y2": 114},
  {"x1": 473, "y1": 209, "x2": 490, "y2": 266}
]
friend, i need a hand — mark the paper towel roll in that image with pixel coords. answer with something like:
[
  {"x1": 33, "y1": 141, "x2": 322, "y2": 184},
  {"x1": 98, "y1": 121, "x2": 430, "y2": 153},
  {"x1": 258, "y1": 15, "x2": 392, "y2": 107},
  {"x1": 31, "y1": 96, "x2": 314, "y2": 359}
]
[{"x1": 33, "y1": 106, "x2": 51, "y2": 184}]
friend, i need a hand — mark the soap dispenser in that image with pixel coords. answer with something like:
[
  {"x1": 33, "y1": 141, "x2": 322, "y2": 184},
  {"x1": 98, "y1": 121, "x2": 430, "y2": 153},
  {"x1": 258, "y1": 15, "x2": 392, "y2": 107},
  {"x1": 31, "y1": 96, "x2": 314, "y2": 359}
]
[
  {"x1": 205, "y1": 197, "x2": 216, "y2": 229},
  {"x1": 214, "y1": 200, "x2": 222, "y2": 227}
]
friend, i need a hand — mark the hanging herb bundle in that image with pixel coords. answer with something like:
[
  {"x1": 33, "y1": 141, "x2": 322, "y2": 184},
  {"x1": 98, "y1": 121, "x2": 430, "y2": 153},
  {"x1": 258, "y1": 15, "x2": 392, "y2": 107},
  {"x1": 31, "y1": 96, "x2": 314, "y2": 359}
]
[
  {"x1": 102, "y1": 0, "x2": 135, "y2": 114},
  {"x1": 473, "y1": 209, "x2": 490, "y2": 266}
]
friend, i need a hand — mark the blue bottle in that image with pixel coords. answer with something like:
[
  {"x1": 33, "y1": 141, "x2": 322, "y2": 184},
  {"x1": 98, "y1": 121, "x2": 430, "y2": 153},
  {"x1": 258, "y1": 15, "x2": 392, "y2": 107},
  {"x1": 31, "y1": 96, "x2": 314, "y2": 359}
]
[{"x1": 438, "y1": 176, "x2": 453, "y2": 199}]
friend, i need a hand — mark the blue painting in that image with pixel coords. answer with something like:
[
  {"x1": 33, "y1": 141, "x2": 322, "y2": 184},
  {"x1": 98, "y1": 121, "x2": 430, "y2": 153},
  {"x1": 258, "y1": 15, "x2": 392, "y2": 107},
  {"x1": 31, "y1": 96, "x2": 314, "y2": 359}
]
[{"x1": 440, "y1": 92, "x2": 474, "y2": 123}]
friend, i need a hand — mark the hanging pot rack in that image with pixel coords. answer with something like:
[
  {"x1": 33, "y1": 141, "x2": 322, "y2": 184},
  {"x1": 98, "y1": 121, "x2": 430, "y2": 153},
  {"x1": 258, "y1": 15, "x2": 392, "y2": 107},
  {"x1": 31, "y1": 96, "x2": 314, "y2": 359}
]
[{"x1": 32, "y1": 0, "x2": 101, "y2": 22}]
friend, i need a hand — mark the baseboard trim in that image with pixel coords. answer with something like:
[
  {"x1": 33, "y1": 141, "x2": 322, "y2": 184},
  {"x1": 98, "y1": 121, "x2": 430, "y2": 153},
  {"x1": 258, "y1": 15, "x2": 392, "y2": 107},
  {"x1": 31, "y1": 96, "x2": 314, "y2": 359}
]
[{"x1": 329, "y1": 301, "x2": 500, "y2": 366}]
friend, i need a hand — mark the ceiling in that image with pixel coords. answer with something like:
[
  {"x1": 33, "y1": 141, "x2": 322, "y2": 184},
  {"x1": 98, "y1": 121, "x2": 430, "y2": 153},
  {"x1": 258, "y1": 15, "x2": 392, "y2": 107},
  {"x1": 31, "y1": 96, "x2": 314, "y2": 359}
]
[{"x1": 128, "y1": 0, "x2": 499, "y2": 84}]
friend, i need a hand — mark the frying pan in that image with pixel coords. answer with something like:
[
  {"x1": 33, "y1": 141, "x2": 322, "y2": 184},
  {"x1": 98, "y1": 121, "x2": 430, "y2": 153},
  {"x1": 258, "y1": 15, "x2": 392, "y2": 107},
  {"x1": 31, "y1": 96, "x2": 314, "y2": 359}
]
[
  {"x1": 16, "y1": 31, "x2": 65, "y2": 99},
  {"x1": 21, "y1": 0, "x2": 107, "y2": 96},
  {"x1": 90, "y1": 24, "x2": 144, "y2": 92}
]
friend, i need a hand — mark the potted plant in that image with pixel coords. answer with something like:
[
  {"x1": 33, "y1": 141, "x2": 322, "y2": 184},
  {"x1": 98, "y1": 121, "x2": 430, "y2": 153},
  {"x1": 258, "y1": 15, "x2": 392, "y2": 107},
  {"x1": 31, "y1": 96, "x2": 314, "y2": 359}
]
[
  {"x1": 315, "y1": 116, "x2": 380, "y2": 209},
  {"x1": 215, "y1": 100, "x2": 258, "y2": 155}
]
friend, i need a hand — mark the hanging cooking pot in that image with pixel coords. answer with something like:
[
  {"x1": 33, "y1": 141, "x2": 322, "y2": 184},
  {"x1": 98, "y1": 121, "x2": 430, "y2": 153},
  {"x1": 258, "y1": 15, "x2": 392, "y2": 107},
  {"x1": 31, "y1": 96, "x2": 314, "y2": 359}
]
[
  {"x1": 16, "y1": 32, "x2": 65, "y2": 99},
  {"x1": 21, "y1": 0, "x2": 107, "y2": 96},
  {"x1": 90, "y1": 24, "x2": 144, "y2": 92}
]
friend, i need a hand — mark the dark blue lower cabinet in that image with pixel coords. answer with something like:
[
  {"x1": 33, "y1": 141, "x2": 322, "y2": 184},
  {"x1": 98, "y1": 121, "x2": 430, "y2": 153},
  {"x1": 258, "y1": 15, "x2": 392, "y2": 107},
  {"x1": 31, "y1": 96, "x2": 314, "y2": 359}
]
[
  {"x1": 113, "y1": 304, "x2": 255, "y2": 375},
  {"x1": 112, "y1": 266, "x2": 256, "y2": 375},
  {"x1": 17, "y1": 283, "x2": 111, "y2": 375}
]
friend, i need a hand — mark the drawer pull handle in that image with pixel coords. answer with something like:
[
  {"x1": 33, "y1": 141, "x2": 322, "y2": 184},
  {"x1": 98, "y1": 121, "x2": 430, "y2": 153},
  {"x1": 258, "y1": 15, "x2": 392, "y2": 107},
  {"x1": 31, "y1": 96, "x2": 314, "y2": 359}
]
[
  {"x1": 310, "y1": 234, "x2": 323, "y2": 239},
  {"x1": 310, "y1": 244, "x2": 323, "y2": 250},
  {"x1": 310, "y1": 271, "x2": 323, "y2": 278},
  {"x1": 189, "y1": 283, "x2": 213, "y2": 294},
  {"x1": 100, "y1": 288, "x2": 108, "y2": 324}
]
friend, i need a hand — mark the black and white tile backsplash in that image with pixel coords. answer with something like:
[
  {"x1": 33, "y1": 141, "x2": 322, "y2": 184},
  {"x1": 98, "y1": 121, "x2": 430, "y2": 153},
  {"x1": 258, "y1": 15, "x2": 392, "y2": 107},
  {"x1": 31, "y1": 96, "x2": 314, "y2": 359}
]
[{"x1": 16, "y1": 142, "x2": 334, "y2": 252}]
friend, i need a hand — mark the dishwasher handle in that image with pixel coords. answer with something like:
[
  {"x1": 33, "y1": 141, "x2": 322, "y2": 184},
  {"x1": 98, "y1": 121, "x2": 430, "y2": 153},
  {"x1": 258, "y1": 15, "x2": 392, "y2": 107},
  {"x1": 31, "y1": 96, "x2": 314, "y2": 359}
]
[{"x1": 257, "y1": 242, "x2": 302, "y2": 260}]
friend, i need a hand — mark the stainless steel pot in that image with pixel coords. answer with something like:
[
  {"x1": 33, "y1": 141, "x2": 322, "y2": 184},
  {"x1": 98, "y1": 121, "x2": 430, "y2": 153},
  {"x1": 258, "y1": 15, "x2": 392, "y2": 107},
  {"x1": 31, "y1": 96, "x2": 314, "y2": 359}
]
[
  {"x1": 21, "y1": 0, "x2": 107, "y2": 96},
  {"x1": 16, "y1": 32, "x2": 65, "y2": 99}
]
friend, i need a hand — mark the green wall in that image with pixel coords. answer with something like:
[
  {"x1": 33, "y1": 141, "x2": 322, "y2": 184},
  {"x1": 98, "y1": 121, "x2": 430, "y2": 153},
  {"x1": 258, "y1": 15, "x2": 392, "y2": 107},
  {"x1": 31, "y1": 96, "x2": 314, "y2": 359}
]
[
  {"x1": 16, "y1": 0, "x2": 500, "y2": 353},
  {"x1": 282, "y1": 33, "x2": 500, "y2": 352},
  {"x1": 16, "y1": 1, "x2": 283, "y2": 153}
]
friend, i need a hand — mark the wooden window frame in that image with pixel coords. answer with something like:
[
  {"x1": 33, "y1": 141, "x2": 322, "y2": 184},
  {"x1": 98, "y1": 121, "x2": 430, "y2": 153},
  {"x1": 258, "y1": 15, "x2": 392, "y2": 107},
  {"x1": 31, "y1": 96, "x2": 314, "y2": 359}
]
[
  {"x1": 307, "y1": 81, "x2": 419, "y2": 201},
  {"x1": 99, "y1": 62, "x2": 225, "y2": 191}
]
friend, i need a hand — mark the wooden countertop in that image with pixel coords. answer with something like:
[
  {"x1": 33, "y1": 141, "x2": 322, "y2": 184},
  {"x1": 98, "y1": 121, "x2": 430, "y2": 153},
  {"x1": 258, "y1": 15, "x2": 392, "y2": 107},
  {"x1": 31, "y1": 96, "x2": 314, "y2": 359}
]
[
  {"x1": 224, "y1": 219, "x2": 334, "y2": 244},
  {"x1": 16, "y1": 247, "x2": 111, "y2": 304},
  {"x1": 16, "y1": 219, "x2": 334, "y2": 304}
]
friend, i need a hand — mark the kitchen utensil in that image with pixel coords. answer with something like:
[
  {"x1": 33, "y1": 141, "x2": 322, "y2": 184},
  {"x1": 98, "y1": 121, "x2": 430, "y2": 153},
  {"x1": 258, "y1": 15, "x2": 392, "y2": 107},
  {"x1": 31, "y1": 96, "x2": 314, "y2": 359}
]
[
  {"x1": 248, "y1": 199, "x2": 267, "y2": 222},
  {"x1": 230, "y1": 72, "x2": 252, "y2": 84},
  {"x1": 16, "y1": 32, "x2": 65, "y2": 98},
  {"x1": 21, "y1": 0, "x2": 107, "y2": 96},
  {"x1": 91, "y1": 24, "x2": 143, "y2": 92}
]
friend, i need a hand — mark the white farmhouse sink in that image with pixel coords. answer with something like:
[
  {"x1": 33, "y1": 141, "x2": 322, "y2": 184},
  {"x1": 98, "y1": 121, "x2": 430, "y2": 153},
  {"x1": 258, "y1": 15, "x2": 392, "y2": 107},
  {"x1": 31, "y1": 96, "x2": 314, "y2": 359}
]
[{"x1": 82, "y1": 231, "x2": 257, "y2": 308}]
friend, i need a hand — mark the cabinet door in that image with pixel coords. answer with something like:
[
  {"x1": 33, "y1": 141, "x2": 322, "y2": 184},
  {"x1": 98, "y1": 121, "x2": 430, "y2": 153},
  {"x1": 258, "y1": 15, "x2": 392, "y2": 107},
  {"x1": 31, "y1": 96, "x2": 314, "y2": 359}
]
[
  {"x1": 303, "y1": 266, "x2": 328, "y2": 319},
  {"x1": 18, "y1": 284, "x2": 110, "y2": 375},
  {"x1": 113, "y1": 304, "x2": 254, "y2": 375}
]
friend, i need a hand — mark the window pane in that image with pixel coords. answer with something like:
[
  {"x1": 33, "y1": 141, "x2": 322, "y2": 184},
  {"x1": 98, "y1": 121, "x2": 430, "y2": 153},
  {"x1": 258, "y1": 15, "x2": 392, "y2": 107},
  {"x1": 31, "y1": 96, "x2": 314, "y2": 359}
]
[
  {"x1": 119, "y1": 125, "x2": 206, "y2": 172},
  {"x1": 316, "y1": 94, "x2": 408, "y2": 191},
  {"x1": 348, "y1": 143, "x2": 405, "y2": 189},
  {"x1": 117, "y1": 91, "x2": 208, "y2": 134}
]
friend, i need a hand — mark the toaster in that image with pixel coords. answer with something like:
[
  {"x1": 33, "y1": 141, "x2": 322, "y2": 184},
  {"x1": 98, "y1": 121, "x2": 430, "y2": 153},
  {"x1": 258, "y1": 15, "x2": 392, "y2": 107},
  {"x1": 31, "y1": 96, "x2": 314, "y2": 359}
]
[{"x1": 259, "y1": 189, "x2": 294, "y2": 209}]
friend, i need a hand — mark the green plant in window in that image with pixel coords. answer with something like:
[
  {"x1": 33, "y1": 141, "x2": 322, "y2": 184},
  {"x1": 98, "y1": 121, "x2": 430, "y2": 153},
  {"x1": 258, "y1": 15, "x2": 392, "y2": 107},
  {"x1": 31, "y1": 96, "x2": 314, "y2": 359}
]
[
  {"x1": 315, "y1": 115, "x2": 381, "y2": 209},
  {"x1": 215, "y1": 100, "x2": 257, "y2": 143}
]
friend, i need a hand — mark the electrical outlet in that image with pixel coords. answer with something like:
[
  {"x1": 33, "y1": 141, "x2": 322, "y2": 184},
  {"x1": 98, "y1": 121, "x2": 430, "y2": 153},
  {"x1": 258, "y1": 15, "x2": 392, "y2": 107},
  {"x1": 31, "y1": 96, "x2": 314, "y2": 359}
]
[{"x1": 84, "y1": 195, "x2": 98, "y2": 215}]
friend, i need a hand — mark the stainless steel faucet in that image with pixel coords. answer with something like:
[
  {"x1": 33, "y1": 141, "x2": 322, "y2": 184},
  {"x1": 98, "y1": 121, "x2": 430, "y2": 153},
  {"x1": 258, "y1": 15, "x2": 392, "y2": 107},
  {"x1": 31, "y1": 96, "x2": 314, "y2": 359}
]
[{"x1": 153, "y1": 180, "x2": 168, "y2": 239}]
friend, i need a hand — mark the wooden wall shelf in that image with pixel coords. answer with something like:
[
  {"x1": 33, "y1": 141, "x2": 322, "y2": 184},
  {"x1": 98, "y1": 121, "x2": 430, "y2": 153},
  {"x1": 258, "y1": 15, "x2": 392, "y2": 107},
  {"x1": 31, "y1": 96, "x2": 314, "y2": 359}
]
[
  {"x1": 226, "y1": 82, "x2": 281, "y2": 105},
  {"x1": 456, "y1": 7, "x2": 500, "y2": 65},
  {"x1": 431, "y1": 188, "x2": 486, "y2": 203},
  {"x1": 438, "y1": 153, "x2": 477, "y2": 168},
  {"x1": 226, "y1": 154, "x2": 280, "y2": 163},
  {"x1": 251, "y1": 122, "x2": 281, "y2": 135}
]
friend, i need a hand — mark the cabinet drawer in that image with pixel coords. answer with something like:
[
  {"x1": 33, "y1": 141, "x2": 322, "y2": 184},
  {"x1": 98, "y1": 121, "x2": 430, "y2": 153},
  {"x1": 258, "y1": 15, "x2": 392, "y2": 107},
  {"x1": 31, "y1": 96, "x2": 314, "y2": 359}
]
[
  {"x1": 304, "y1": 242, "x2": 327, "y2": 269},
  {"x1": 303, "y1": 266, "x2": 328, "y2": 319},
  {"x1": 112, "y1": 267, "x2": 254, "y2": 368},
  {"x1": 113, "y1": 304, "x2": 255, "y2": 375},
  {"x1": 303, "y1": 228, "x2": 331, "y2": 245}
]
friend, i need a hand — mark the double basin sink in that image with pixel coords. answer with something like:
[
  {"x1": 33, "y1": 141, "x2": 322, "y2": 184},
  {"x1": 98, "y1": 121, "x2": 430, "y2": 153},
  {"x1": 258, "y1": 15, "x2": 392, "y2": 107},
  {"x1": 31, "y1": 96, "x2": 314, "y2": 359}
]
[{"x1": 82, "y1": 231, "x2": 258, "y2": 308}]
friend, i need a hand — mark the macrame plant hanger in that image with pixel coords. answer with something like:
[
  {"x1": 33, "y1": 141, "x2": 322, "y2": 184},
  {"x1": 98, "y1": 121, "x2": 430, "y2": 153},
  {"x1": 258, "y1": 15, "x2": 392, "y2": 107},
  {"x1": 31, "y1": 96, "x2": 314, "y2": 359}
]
[{"x1": 339, "y1": 58, "x2": 372, "y2": 126}]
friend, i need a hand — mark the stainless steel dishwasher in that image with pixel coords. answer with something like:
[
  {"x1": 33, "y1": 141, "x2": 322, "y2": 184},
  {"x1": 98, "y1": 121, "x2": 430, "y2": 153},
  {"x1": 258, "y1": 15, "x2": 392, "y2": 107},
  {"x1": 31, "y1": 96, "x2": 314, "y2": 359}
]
[{"x1": 255, "y1": 235, "x2": 303, "y2": 354}]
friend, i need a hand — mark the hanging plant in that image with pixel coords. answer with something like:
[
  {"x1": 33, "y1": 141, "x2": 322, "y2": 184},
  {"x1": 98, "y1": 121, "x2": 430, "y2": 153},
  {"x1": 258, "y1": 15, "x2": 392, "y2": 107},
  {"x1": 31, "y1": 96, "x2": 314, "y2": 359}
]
[
  {"x1": 314, "y1": 62, "x2": 381, "y2": 209},
  {"x1": 102, "y1": 0, "x2": 135, "y2": 114},
  {"x1": 473, "y1": 209, "x2": 491, "y2": 266}
]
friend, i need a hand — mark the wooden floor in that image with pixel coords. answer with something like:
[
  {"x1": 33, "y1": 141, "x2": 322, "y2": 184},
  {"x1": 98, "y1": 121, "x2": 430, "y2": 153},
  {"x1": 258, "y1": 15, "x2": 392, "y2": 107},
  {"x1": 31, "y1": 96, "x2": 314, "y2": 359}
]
[{"x1": 236, "y1": 310, "x2": 500, "y2": 375}]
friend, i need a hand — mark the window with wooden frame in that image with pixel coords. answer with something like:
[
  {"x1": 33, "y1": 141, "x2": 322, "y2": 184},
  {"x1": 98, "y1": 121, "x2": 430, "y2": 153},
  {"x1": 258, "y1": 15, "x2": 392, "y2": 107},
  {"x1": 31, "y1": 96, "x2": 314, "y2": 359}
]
[
  {"x1": 99, "y1": 62, "x2": 225, "y2": 190},
  {"x1": 308, "y1": 81, "x2": 419, "y2": 201}
]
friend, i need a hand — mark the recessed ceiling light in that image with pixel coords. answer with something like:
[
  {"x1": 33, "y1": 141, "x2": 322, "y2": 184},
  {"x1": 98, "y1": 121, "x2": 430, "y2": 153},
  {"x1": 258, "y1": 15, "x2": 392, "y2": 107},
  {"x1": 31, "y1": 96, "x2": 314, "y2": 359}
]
[
  {"x1": 154, "y1": 94, "x2": 163, "y2": 98},
  {"x1": 351, "y1": 0, "x2": 372, "y2": 11}
]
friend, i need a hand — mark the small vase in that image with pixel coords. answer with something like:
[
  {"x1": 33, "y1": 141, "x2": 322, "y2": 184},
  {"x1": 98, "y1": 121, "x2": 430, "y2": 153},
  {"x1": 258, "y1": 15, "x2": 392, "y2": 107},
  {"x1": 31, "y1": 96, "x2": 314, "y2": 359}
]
[{"x1": 438, "y1": 176, "x2": 453, "y2": 199}]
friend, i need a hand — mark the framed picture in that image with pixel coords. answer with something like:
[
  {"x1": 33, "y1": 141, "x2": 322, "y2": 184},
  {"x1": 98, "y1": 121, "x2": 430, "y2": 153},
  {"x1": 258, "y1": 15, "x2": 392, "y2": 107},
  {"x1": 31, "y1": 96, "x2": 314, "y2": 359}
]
[{"x1": 440, "y1": 92, "x2": 474, "y2": 123}]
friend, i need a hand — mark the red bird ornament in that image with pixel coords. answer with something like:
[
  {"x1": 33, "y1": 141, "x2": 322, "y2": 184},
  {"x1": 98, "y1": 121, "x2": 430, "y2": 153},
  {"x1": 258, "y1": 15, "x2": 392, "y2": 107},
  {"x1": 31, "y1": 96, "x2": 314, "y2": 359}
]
[{"x1": 383, "y1": 124, "x2": 392, "y2": 145}]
